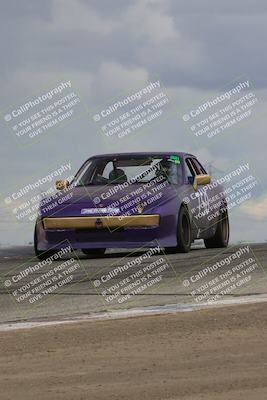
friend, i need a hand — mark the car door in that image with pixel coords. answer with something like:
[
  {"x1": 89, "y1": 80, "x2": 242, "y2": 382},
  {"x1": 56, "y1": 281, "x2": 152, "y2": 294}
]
[
  {"x1": 192, "y1": 157, "x2": 216, "y2": 230},
  {"x1": 184, "y1": 157, "x2": 211, "y2": 232}
]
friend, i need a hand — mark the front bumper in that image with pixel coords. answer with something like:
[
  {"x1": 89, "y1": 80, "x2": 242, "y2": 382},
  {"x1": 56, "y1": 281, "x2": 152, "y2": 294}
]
[
  {"x1": 43, "y1": 214, "x2": 160, "y2": 230},
  {"x1": 36, "y1": 213, "x2": 178, "y2": 251}
]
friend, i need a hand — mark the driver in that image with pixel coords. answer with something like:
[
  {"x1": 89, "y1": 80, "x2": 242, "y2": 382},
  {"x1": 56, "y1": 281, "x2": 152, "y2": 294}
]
[
  {"x1": 156, "y1": 159, "x2": 181, "y2": 184},
  {"x1": 109, "y1": 168, "x2": 128, "y2": 183}
]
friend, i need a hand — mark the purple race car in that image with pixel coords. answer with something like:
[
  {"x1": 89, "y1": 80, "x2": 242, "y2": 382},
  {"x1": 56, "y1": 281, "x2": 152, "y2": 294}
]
[{"x1": 34, "y1": 152, "x2": 229, "y2": 259}]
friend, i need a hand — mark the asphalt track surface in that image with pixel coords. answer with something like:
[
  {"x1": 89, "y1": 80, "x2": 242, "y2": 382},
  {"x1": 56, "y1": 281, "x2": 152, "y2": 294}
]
[{"x1": 0, "y1": 242, "x2": 266, "y2": 324}]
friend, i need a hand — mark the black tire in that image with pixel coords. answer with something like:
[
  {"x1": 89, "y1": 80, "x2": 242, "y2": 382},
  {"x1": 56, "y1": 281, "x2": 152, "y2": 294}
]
[
  {"x1": 34, "y1": 224, "x2": 58, "y2": 261},
  {"x1": 165, "y1": 206, "x2": 192, "y2": 254},
  {"x1": 204, "y1": 209, "x2": 229, "y2": 248},
  {"x1": 82, "y1": 248, "x2": 106, "y2": 257}
]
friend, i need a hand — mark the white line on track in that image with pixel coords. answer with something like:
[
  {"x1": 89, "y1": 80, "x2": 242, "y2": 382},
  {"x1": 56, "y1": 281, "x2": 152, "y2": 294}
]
[{"x1": 1, "y1": 294, "x2": 267, "y2": 332}]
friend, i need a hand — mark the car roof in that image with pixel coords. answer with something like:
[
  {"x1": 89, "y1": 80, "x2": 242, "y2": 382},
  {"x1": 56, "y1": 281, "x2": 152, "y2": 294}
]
[{"x1": 89, "y1": 152, "x2": 195, "y2": 159}]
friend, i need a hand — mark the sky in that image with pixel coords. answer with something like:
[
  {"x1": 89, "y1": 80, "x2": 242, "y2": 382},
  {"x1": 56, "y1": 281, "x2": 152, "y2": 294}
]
[{"x1": 0, "y1": 0, "x2": 266, "y2": 245}]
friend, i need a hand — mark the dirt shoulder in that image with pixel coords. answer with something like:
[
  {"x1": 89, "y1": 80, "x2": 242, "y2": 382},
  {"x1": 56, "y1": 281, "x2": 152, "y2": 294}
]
[{"x1": 0, "y1": 303, "x2": 267, "y2": 400}]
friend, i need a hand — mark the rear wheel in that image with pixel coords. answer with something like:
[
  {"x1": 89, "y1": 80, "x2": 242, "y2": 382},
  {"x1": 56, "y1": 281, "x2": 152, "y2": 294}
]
[
  {"x1": 204, "y1": 209, "x2": 229, "y2": 248},
  {"x1": 165, "y1": 206, "x2": 192, "y2": 254},
  {"x1": 82, "y1": 248, "x2": 106, "y2": 257}
]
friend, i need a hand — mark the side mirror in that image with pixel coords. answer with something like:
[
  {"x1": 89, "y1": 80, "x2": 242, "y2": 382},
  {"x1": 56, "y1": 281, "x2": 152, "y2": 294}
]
[
  {"x1": 56, "y1": 180, "x2": 69, "y2": 191},
  {"x1": 193, "y1": 174, "x2": 211, "y2": 191}
]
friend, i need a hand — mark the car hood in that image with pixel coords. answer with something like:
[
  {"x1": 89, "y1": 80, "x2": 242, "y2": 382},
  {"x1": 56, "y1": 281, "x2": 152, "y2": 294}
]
[{"x1": 40, "y1": 183, "x2": 179, "y2": 217}]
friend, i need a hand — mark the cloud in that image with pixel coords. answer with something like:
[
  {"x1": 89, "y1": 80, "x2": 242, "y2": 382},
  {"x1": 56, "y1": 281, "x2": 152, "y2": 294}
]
[
  {"x1": 125, "y1": 0, "x2": 179, "y2": 43},
  {"x1": 89, "y1": 61, "x2": 149, "y2": 103},
  {"x1": 51, "y1": 0, "x2": 120, "y2": 34},
  {"x1": 241, "y1": 195, "x2": 267, "y2": 219}
]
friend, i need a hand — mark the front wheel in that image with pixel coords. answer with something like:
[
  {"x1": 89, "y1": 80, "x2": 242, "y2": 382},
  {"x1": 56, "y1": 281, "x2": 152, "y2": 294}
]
[
  {"x1": 204, "y1": 209, "x2": 229, "y2": 249},
  {"x1": 34, "y1": 224, "x2": 58, "y2": 261},
  {"x1": 82, "y1": 248, "x2": 106, "y2": 258},
  {"x1": 165, "y1": 206, "x2": 192, "y2": 254}
]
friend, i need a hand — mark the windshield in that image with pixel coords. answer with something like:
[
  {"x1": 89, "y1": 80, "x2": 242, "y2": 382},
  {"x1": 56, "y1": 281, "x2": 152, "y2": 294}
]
[{"x1": 74, "y1": 155, "x2": 183, "y2": 186}]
